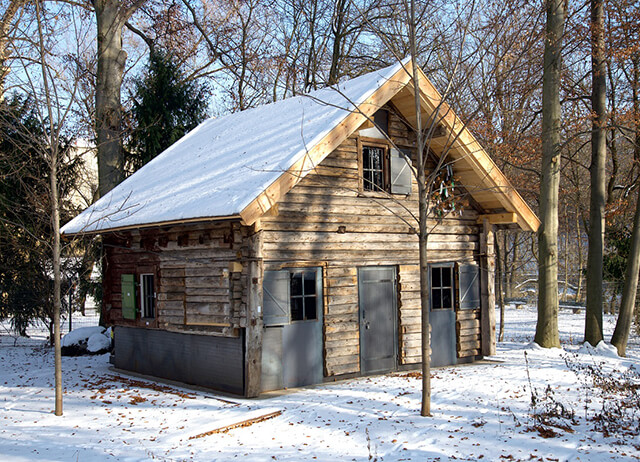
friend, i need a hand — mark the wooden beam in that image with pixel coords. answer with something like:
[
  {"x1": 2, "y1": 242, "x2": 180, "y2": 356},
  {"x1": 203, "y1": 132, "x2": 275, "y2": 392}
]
[
  {"x1": 239, "y1": 64, "x2": 412, "y2": 226},
  {"x1": 184, "y1": 321, "x2": 232, "y2": 328},
  {"x1": 245, "y1": 229, "x2": 264, "y2": 397},
  {"x1": 476, "y1": 213, "x2": 517, "y2": 225},
  {"x1": 479, "y1": 219, "x2": 496, "y2": 356}
]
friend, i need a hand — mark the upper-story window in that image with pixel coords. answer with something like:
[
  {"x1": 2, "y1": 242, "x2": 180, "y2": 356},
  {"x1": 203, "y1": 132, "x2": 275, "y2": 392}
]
[{"x1": 362, "y1": 144, "x2": 389, "y2": 192}]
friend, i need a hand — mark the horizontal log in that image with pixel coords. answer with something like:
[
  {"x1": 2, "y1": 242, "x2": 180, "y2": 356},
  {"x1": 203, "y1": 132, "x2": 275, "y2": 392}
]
[
  {"x1": 158, "y1": 309, "x2": 184, "y2": 319},
  {"x1": 263, "y1": 231, "x2": 477, "y2": 246},
  {"x1": 324, "y1": 330, "x2": 359, "y2": 341},
  {"x1": 186, "y1": 302, "x2": 230, "y2": 314},
  {"x1": 326, "y1": 345, "x2": 359, "y2": 357},
  {"x1": 326, "y1": 303, "x2": 358, "y2": 315},
  {"x1": 326, "y1": 362, "x2": 359, "y2": 376},
  {"x1": 326, "y1": 275, "x2": 358, "y2": 289},
  {"x1": 458, "y1": 339, "x2": 481, "y2": 351},
  {"x1": 401, "y1": 324, "x2": 422, "y2": 334},
  {"x1": 325, "y1": 313, "x2": 358, "y2": 324},
  {"x1": 185, "y1": 287, "x2": 231, "y2": 297},
  {"x1": 326, "y1": 285, "x2": 359, "y2": 297},
  {"x1": 456, "y1": 310, "x2": 481, "y2": 321},
  {"x1": 185, "y1": 320, "x2": 231, "y2": 328},
  {"x1": 325, "y1": 354, "x2": 360, "y2": 367},
  {"x1": 458, "y1": 330, "x2": 481, "y2": 340},
  {"x1": 457, "y1": 348, "x2": 480, "y2": 358},
  {"x1": 185, "y1": 295, "x2": 232, "y2": 304},
  {"x1": 326, "y1": 266, "x2": 358, "y2": 278},
  {"x1": 401, "y1": 338, "x2": 424, "y2": 349},
  {"x1": 157, "y1": 300, "x2": 184, "y2": 310},
  {"x1": 324, "y1": 337, "x2": 359, "y2": 349},
  {"x1": 324, "y1": 322, "x2": 359, "y2": 334},
  {"x1": 457, "y1": 319, "x2": 481, "y2": 330}
]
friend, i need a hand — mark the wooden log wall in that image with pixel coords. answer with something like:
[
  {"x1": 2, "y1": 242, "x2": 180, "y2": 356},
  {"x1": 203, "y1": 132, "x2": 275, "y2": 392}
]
[
  {"x1": 103, "y1": 221, "x2": 251, "y2": 338},
  {"x1": 260, "y1": 109, "x2": 484, "y2": 377}
]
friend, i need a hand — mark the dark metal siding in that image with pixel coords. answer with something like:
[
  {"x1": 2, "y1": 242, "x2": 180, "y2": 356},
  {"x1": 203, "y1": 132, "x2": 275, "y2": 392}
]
[{"x1": 114, "y1": 327, "x2": 244, "y2": 395}]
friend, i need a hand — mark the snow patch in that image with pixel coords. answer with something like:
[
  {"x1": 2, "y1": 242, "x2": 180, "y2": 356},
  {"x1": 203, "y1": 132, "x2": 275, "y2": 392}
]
[
  {"x1": 62, "y1": 326, "x2": 105, "y2": 347},
  {"x1": 87, "y1": 332, "x2": 111, "y2": 353},
  {"x1": 578, "y1": 340, "x2": 620, "y2": 358}
]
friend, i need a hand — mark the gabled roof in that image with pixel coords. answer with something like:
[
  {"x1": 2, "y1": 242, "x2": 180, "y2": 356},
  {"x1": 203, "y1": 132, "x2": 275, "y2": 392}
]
[{"x1": 62, "y1": 60, "x2": 539, "y2": 235}]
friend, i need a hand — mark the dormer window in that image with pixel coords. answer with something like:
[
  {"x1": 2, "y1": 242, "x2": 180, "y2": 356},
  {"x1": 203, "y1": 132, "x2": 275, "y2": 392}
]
[
  {"x1": 358, "y1": 137, "x2": 413, "y2": 195},
  {"x1": 362, "y1": 144, "x2": 388, "y2": 192}
]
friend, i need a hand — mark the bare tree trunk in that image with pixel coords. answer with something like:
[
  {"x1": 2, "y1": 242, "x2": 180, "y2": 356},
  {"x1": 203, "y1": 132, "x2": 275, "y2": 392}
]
[
  {"x1": 611, "y1": 57, "x2": 640, "y2": 356},
  {"x1": 35, "y1": 0, "x2": 62, "y2": 416},
  {"x1": 408, "y1": 0, "x2": 430, "y2": 417},
  {"x1": 562, "y1": 209, "x2": 569, "y2": 301},
  {"x1": 51, "y1": 145, "x2": 63, "y2": 417},
  {"x1": 535, "y1": 0, "x2": 564, "y2": 348},
  {"x1": 610, "y1": 187, "x2": 640, "y2": 356},
  {"x1": 93, "y1": 0, "x2": 143, "y2": 196},
  {"x1": 497, "y1": 231, "x2": 505, "y2": 342},
  {"x1": 575, "y1": 212, "x2": 583, "y2": 302},
  {"x1": 328, "y1": 0, "x2": 347, "y2": 85},
  {"x1": 503, "y1": 231, "x2": 513, "y2": 299},
  {"x1": 585, "y1": 0, "x2": 606, "y2": 346}
]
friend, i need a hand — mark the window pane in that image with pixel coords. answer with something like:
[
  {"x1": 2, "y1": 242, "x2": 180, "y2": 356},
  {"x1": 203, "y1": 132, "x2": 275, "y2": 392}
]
[
  {"x1": 291, "y1": 297, "x2": 304, "y2": 321},
  {"x1": 371, "y1": 148, "x2": 382, "y2": 170},
  {"x1": 442, "y1": 288, "x2": 452, "y2": 309},
  {"x1": 442, "y1": 267, "x2": 452, "y2": 288},
  {"x1": 142, "y1": 274, "x2": 155, "y2": 318},
  {"x1": 363, "y1": 170, "x2": 374, "y2": 191},
  {"x1": 290, "y1": 273, "x2": 302, "y2": 296},
  {"x1": 304, "y1": 296, "x2": 317, "y2": 320},
  {"x1": 432, "y1": 289, "x2": 442, "y2": 309},
  {"x1": 303, "y1": 271, "x2": 316, "y2": 296},
  {"x1": 372, "y1": 171, "x2": 383, "y2": 191},
  {"x1": 363, "y1": 146, "x2": 384, "y2": 191},
  {"x1": 432, "y1": 267, "x2": 441, "y2": 288},
  {"x1": 363, "y1": 146, "x2": 372, "y2": 170}
]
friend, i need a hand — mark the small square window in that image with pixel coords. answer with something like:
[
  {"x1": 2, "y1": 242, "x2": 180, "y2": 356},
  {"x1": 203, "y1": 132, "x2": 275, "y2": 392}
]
[
  {"x1": 430, "y1": 265, "x2": 454, "y2": 311},
  {"x1": 289, "y1": 270, "x2": 319, "y2": 321}
]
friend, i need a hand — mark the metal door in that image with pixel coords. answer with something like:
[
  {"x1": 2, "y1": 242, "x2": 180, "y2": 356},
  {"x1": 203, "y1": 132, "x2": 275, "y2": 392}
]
[
  {"x1": 429, "y1": 264, "x2": 457, "y2": 367},
  {"x1": 261, "y1": 268, "x2": 323, "y2": 391},
  {"x1": 358, "y1": 266, "x2": 397, "y2": 374}
]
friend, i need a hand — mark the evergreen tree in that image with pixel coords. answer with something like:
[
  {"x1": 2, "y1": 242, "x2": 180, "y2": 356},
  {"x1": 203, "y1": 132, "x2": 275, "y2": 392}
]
[
  {"x1": 0, "y1": 94, "x2": 80, "y2": 337},
  {"x1": 126, "y1": 50, "x2": 209, "y2": 172}
]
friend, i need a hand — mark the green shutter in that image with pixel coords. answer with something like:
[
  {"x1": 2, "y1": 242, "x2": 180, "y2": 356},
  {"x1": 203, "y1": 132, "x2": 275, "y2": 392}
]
[{"x1": 121, "y1": 274, "x2": 137, "y2": 319}]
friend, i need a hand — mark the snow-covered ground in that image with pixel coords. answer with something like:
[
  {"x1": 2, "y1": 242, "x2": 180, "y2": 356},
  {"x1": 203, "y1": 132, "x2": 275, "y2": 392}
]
[{"x1": 1, "y1": 305, "x2": 639, "y2": 461}]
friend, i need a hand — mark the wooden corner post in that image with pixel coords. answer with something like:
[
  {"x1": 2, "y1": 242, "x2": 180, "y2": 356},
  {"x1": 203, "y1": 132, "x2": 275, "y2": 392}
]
[
  {"x1": 480, "y1": 219, "x2": 496, "y2": 356},
  {"x1": 245, "y1": 227, "x2": 264, "y2": 397}
]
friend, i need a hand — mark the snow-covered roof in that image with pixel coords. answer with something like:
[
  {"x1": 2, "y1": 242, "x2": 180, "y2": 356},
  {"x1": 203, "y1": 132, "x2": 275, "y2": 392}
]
[{"x1": 61, "y1": 61, "x2": 408, "y2": 235}]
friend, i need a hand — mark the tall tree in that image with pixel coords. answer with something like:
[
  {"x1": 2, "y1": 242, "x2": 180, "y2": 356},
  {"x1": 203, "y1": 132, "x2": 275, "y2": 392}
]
[
  {"x1": 126, "y1": 49, "x2": 208, "y2": 172},
  {"x1": 93, "y1": 0, "x2": 146, "y2": 196},
  {"x1": 584, "y1": 0, "x2": 607, "y2": 346},
  {"x1": 535, "y1": 0, "x2": 564, "y2": 348}
]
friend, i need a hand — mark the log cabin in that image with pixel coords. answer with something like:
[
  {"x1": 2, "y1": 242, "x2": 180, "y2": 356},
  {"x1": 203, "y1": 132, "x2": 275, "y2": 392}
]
[{"x1": 62, "y1": 60, "x2": 540, "y2": 397}]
